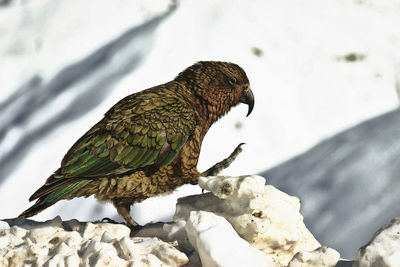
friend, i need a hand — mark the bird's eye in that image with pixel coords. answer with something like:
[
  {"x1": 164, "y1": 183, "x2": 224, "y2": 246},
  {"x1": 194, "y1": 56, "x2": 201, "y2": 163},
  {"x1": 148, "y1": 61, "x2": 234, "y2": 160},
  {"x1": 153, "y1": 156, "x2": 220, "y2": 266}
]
[{"x1": 228, "y1": 77, "x2": 237, "y2": 85}]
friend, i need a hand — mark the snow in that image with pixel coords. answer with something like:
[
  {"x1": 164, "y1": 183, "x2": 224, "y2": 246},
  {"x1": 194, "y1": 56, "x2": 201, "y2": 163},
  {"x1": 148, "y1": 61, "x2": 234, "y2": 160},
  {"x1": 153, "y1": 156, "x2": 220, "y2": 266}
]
[
  {"x1": 0, "y1": 0, "x2": 173, "y2": 100},
  {"x1": 0, "y1": 0, "x2": 400, "y2": 259}
]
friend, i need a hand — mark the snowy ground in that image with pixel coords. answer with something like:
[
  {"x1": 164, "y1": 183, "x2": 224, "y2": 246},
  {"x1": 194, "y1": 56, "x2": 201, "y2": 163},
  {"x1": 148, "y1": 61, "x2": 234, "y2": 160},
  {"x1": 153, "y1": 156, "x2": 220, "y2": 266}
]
[
  {"x1": 2, "y1": 176, "x2": 399, "y2": 266},
  {"x1": 1, "y1": 0, "x2": 400, "y2": 258}
]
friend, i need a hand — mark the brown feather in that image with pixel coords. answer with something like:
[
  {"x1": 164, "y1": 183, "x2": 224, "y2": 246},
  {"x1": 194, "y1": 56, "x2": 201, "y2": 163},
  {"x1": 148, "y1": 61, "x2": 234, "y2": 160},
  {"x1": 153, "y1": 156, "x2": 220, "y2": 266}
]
[{"x1": 19, "y1": 61, "x2": 254, "y2": 226}]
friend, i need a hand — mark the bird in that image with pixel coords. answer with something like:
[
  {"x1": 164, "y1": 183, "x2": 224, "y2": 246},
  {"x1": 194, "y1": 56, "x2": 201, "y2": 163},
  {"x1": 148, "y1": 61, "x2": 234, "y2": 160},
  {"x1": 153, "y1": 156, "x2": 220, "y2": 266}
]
[{"x1": 19, "y1": 61, "x2": 255, "y2": 227}]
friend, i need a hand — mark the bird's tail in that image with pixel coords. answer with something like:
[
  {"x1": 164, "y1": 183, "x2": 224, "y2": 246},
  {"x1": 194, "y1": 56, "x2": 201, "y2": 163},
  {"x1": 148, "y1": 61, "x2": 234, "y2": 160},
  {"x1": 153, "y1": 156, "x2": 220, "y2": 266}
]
[
  {"x1": 19, "y1": 198, "x2": 57, "y2": 218},
  {"x1": 19, "y1": 174, "x2": 90, "y2": 218}
]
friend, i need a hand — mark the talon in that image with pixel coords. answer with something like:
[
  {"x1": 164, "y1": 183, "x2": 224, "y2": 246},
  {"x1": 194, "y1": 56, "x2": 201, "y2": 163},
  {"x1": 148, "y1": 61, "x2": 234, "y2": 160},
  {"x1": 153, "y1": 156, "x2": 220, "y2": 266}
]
[{"x1": 101, "y1": 217, "x2": 118, "y2": 224}]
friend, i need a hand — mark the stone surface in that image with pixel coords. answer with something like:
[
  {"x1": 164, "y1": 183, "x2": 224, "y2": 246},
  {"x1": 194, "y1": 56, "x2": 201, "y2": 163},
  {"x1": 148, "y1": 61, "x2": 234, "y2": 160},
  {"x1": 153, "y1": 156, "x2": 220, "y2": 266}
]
[
  {"x1": 171, "y1": 175, "x2": 321, "y2": 266},
  {"x1": 185, "y1": 210, "x2": 276, "y2": 267},
  {"x1": 288, "y1": 246, "x2": 340, "y2": 267},
  {"x1": 3, "y1": 176, "x2": 398, "y2": 266},
  {"x1": 0, "y1": 217, "x2": 188, "y2": 267},
  {"x1": 354, "y1": 217, "x2": 400, "y2": 267}
]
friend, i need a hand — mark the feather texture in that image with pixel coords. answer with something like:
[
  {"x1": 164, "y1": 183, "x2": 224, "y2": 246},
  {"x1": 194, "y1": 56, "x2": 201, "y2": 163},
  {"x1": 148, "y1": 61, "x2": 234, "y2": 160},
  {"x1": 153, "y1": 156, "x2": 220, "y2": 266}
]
[{"x1": 19, "y1": 61, "x2": 254, "y2": 226}]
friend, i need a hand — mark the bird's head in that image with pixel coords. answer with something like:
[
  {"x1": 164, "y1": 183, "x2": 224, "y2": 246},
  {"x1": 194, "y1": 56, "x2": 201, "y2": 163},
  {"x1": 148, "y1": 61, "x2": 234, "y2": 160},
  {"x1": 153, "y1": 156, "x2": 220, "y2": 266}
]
[{"x1": 175, "y1": 61, "x2": 254, "y2": 118}]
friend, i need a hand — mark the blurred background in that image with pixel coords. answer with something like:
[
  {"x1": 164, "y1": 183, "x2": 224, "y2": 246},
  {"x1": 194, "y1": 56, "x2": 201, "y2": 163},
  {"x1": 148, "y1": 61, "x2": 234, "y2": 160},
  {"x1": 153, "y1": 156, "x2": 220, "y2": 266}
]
[{"x1": 1, "y1": 0, "x2": 400, "y2": 259}]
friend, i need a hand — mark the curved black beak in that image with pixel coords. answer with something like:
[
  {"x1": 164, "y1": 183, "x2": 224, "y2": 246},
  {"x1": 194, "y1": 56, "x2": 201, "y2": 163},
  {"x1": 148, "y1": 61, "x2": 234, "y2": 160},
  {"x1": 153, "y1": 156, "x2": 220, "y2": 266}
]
[{"x1": 239, "y1": 88, "x2": 254, "y2": 117}]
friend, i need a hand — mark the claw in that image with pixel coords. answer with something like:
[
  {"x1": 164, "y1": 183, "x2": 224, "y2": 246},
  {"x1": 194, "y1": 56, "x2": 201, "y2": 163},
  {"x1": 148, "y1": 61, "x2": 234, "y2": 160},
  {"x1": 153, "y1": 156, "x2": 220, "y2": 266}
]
[{"x1": 101, "y1": 217, "x2": 119, "y2": 224}]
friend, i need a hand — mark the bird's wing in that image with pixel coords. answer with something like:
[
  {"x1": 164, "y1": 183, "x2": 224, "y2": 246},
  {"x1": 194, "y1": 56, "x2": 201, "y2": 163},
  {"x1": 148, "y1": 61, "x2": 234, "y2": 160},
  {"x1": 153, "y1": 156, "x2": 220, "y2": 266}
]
[{"x1": 59, "y1": 92, "x2": 197, "y2": 179}]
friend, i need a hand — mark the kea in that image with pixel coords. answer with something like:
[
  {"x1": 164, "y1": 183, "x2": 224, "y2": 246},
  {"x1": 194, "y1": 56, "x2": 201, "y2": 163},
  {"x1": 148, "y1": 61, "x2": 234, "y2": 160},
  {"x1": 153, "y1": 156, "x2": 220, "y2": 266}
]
[{"x1": 19, "y1": 61, "x2": 254, "y2": 227}]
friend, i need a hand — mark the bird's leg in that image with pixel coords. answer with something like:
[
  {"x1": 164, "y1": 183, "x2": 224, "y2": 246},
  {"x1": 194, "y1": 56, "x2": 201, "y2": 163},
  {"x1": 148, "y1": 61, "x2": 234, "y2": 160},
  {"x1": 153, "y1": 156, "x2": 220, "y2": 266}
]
[
  {"x1": 201, "y1": 143, "x2": 245, "y2": 176},
  {"x1": 114, "y1": 201, "x2": 139, "y2": 228},
  {"x1": 200, "y1": 143, "x2": 245, "y2": 193}
]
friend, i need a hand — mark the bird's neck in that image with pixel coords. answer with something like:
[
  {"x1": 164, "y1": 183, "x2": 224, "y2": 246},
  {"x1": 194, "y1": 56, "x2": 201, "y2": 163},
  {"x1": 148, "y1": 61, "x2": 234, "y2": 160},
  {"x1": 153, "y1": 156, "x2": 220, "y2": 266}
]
[{"x1": 176, "y1": 81, "x2": 226, "y2": 135}]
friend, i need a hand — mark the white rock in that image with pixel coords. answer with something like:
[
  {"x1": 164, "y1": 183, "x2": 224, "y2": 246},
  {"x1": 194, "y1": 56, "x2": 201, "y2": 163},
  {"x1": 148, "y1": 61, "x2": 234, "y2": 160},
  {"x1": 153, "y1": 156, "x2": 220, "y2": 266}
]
[
  {"x1": 46, "y1": 253, "x2": 79, "y2": 267},
  {"x1": 1, "y1": 176, "x2": 341, "y2": 266},
  {"x1": 148, "y1": 238, "x2": 190, "y2": 266},
  {"x1": 81, "y1": 221, "x2": 130, "y2": 241},
  {"x1": 100, "y1": 231, "x2": 114, "y2": 243},
  {"x1": 10, "y1": 225, "x2": 28, "y2": 238},
  {"x1": 28, "y1": 226, "x2": 64, "y2": 246},
  {"x1": 185, "y1": 210, "x2": 276, "y2": 267},
  {"x1": 80, "y1": 239, "x2": 103, "y2": 265},
  {"x1": 92, "y1": 242, "x2": 126, "y2": 267},
  {"x1": 65, "y1": 254, "x2": 80, "y2": 267},
  {"x1": 174, "y1": 175, "x2": 320, "y2": 265},
  {"x1": 288, "y1": 246, "x2": 340, "y2": 267},
  {"x1": 354, "y1": 217, "x2": 400, "y2": 267},
  {"x1": 0, "y1": 219, "x2": 188, "y2": 267},
  {"x1": 115, "y1": 237, "x2": 136, "y2": 260},
  {"x1": 0, "y1": 221, "x2": 9, "y2": 231},
  {"x1": 25, "y1": 237, "x2": 49, "y2": 258},
  {"x1": 51, "y1": 241, "x2": 76, "y2": 257},
  {"x1": 0, "y1": 226, "x2": 25, "y2": 249}
]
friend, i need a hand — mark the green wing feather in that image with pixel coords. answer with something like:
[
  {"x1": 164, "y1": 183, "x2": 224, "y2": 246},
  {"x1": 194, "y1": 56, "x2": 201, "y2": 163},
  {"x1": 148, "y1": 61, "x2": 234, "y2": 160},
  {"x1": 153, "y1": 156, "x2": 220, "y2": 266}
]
[
  {"x1": 60, "y1": 91, "x2": 196, "y2": 180},
  {"x1": 25, "y1": 85, "x2": 197, "y2": 210},
  {"x1": 19, "y1": 83, "x2": 199, "y2": 220}
]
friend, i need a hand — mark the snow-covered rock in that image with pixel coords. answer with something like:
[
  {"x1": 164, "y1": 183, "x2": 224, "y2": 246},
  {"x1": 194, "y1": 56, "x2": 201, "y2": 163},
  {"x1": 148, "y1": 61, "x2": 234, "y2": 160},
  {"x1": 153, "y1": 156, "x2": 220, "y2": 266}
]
[
  {"x1": 170, "y1": 175, "x2": 321, "y2": 266},
  {"x1": 354, "y1": 217, "x2": 400, "y2": 267},
  {"x1": 1, "y1": 175, "x2": 336, "y2": 266},
  {"x1": 0, "y1": 217, "x2": 188, "y2": 267},
  {"x1": 2, "y1": 175, "x2": 400, "y2": 266},
  {"x1": 185, "y1": 210, "x2": 276, "y2": 267},
  {"x1": 287, "y1": 246, "x2": 340, "y2": 267}
]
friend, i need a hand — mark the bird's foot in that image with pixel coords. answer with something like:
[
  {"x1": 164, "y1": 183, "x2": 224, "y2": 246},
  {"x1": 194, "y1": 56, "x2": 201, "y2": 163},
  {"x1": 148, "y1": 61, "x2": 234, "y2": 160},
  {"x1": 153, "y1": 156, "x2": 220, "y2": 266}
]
[
  {"x1": 200, "y1": 143, "x2": 245, "y2": 194},
  {"x1": 200, "y1": 143, "x2": 245, "y2": 177},
  {"x1": 101, "y1": 217, "x2": 123, "y2": 224}
]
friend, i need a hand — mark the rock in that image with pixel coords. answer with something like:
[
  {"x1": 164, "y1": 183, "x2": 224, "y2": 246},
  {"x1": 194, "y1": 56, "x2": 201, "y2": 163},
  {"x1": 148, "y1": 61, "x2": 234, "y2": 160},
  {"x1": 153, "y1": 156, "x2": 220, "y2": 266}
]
[
  {"x1": 171, "y1": 175, "x2": 321, "y2": 265},
  {"x1": 5, "y1": 175, "x2": 400, "y2": 266},
  {"x1": 0, "y1": 221, "x2": 10, "y2": 231},
  {"x1": 354, "y1": 217, "x2": 400, "y2": 267},
  {"x1": 288, "y1": 246, "x2": 340, "y2": 267},
  {"x1": 185, "y1": 210, "x2": 277, "y2": 267},
  {"x1": 0, "y1": 217, "x2": 188, "y2": 267},
  {"x1": 80, "y1": 221, "x2": 130, "y2": 241}
]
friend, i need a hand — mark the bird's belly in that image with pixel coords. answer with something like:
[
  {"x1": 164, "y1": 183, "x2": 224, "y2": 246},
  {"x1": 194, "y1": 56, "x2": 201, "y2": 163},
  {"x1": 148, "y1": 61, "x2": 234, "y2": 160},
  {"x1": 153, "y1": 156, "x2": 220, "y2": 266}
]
[{"x1": 73, "y1": 167, "x2": 198, "y2": 202}]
